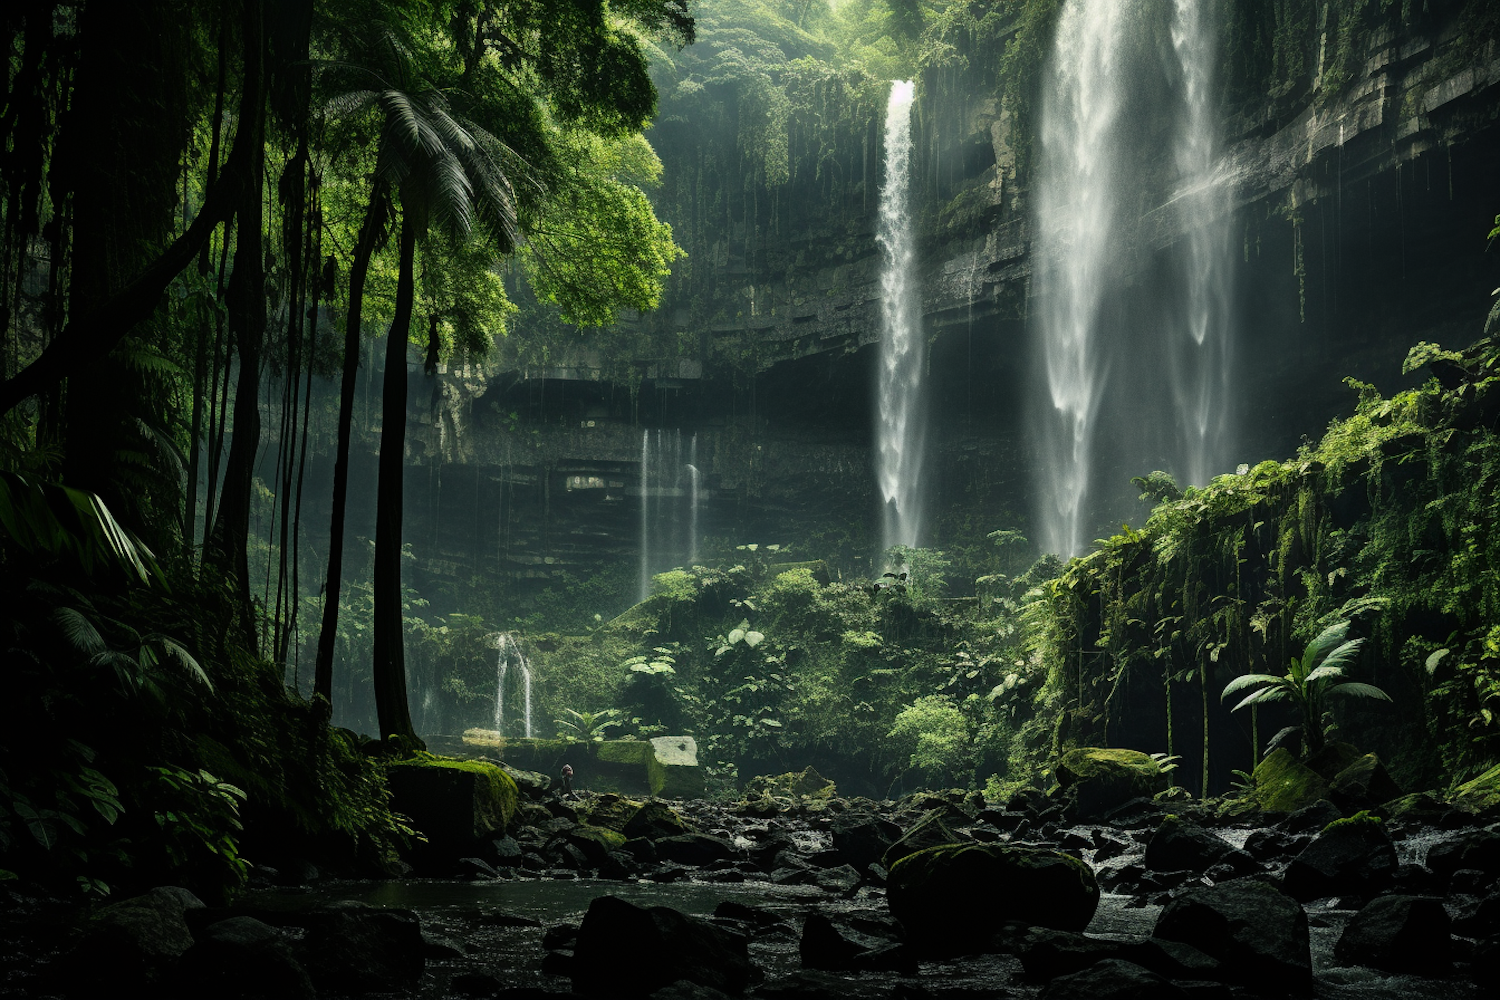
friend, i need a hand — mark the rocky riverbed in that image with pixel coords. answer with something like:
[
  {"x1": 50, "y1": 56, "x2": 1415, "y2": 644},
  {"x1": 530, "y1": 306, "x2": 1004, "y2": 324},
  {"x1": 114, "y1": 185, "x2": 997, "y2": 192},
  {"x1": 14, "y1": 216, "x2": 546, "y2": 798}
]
[{"x1": 3, "y1": 757, "x2": 1499, "y2": 999}]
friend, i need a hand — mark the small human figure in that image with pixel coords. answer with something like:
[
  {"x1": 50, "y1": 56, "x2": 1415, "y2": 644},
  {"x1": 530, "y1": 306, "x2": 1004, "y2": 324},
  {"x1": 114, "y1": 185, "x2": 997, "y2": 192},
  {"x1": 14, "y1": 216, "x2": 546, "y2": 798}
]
[{"x1": 561, "y1": 762, "x2": 575, "y2": 799}]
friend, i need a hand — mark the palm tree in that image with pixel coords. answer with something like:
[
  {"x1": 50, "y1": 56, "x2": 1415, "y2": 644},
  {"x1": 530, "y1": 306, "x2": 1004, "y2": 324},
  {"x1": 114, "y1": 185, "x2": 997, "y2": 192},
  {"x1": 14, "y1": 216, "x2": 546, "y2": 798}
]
[
  {"x1": 326, "y1": 71, "x2": 519, "y2": 741},
  {"x1": 1221, "y1": 620, "x2": 1391, "y2": 758}
]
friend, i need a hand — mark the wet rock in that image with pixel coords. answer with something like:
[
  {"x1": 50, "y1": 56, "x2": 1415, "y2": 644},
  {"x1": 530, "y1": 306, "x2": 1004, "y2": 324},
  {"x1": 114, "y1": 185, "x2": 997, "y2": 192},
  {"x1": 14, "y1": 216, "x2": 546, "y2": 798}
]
[
  {"x1": 1280, "y1": 798, "x2": 1344, "y2": 833},
  {"x1": 623, "y1": 800, "x2": 691, "y2": 840},
  {"x1": 448, "y1": 970, "x2": 505, "y2": 996},
  {"x1": 652, "y1": 980, "x2": 732, "y2": 1000},
  {"x1": 71, "y1": 885, "x2": 203, "y2": 987},
  {"x1": 1242, "y1": 827, "x2": 1301, "y2": 861},
  {"x1": 1282, "y1": 814, "x2": 1397, "y2": 901},
  {"x1": 554, "y1": 825, "x2": 628, "y2": 866},
  {"x1": 745, "y1": 767, "x2": 836, "y2": 801},
  {"x1": 422, "y1": 929, "x2": 467, "y2": 959},
  {"x1": 1329, "y1": 753, "x2": 1402, "y2": 813},
  {"x1": 1055, "y1": 747, "x2": 1169, "y2": 820},
  {"x1": 830, "y1": 813, "x2": 901, "y2": 869},
  {"x1": 570, "y1": 894, "x2": 755, "y2": 997},
  {"x1": 1144, "y1": 815, "x2": 1254, "y2": 875},
  {"x1": 1426, "y1": 830, "x2": 1500, "y2": 881},
  {"x1": 810, "y1": 863, "x2": 863, "y2": 895},
  {"x1": 1153, "y1": 880, "x2": 1311, "y2": 993},
  {"x1": 887, "y1": 843, "x2": 1099, "y2": 954},
  {"x1": 1452, "y1": 889, "x2": 1500, "y2": 938},
  {"x1": 1449, "y1": 762, "x2": 1500, "y2": 816},
  {"x1": 1333, "y1": 894, "x2": 1451, "y2": 974},
  {"x1": 300, "y1": 900, "x2": 423, "y2": 993},
  {"x1": 654, "y1": 832, "x2": 737, "y2": 866},
  {"x1": 799, "y1": 912, "x2": 913, "y2": 972},
  {"x1": 498, "y1": 762, "x2": 552, "y2": 800},
  {"x1": 492, "y1": 834, "x2": 524, "y2": 866},
  {"x1": 175, "y1": 916, "x2": 315, "y2": 999},
  {"x1": 713, "y1": 900, "x2": 789, "y2": 935},
  {"x1": 1037, "y1": 958, "x2": 1188, "y2": 1000}
]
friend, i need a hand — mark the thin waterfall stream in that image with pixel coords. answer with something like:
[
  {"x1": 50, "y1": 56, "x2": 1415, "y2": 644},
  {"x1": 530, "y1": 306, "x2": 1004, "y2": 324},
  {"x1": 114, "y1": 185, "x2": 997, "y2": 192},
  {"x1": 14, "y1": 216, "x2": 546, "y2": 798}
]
[{"x1": 876, "y1": 79, "x2": 924, "y2": 554}]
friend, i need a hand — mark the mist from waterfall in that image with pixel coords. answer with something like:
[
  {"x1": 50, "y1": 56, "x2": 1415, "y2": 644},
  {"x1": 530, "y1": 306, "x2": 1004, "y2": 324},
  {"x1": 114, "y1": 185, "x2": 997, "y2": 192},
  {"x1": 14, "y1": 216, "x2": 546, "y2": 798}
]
[
  {"x1": 638, "y1": 429, "x2": 700, "y2": 602},
  {"x1": 1031, "y1": 1, "x2": 1235, "y2": 558},
  {"x1": 876, "y1": 79, "x2": 924, "y2": 554}
]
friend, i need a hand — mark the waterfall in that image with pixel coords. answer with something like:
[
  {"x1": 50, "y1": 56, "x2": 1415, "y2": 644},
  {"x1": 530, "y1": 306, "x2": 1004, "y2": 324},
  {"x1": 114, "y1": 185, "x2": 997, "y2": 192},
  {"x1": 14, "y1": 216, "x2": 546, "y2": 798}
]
[
  {"x1": 876, "y1": 79, "x2": 924, "y2": 554},
  {"x1": 1032, "y1": 1, "x2": 1234, "y2": 557},
  {"x1": 1032, "y1": 3, "x2": 1128, "y2": 559},
  {"x1": 491, "y1": 632, "x2": 533, "y2": 738},
  {"x1": 1170, "y1": 0, "x2": 1233, "y2": 487},
  {"x1": 638, "y1": 429, "x2": 651, "y2": 602},
  {"x1": 638, "y1": 430, "x2": 699, "y2": 601}
]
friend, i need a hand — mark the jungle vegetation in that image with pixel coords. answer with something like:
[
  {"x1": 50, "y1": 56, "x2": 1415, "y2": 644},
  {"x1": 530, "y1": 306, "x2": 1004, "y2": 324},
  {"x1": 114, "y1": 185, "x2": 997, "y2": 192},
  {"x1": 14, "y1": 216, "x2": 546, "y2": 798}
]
[{"x1": 1, "y1": 0, "x2": 1497, "y2": 908}]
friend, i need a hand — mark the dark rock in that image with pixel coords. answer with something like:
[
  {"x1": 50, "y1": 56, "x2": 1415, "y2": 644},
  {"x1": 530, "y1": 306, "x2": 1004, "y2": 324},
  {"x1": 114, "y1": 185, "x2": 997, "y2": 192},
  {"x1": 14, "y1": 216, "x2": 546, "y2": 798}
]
[
  {"x1": 1223, "y1": 749, "x2": 1331, "y2": 817},
  {"x1": 1037, "y1": 958, "x2": 1188, "y2": 1000},
  {"x1": 1333, "y1": 894, "x2": 1451, "y2": 974},
  {"x1": 449, "y1": 970, "x2": 505, "y2": 996},
  {"x1": 887, "y1": 843, "x2": 1099, "y2": 954},
  {"x1": 1153, "y1": 880, "x2": 1311, "y2": 993},
  {"x1": 300, "y1": 900, "x2": 423, "y2": 992},
  {"x1": 830, "y1": 813, "x2": 901, "y2": 869},
  {"x1": 1282, "y1": 815, "x2": 1397, "y2": 901},
  {"x1": 1329, "y1": 754, "x2": 1402, "y2": 813},
  {"x1": 422, "y1": 929, "x2": 467, "y2": 959},
  {"x1": 621, "y1": 836, "x2": 658, "y2": 862},
  {"x1": 175, "y1": 916, "x2": 314, "y2": 999},
  {"x1": 810, "y1": 863, "x2": 862, "y2": 895},
  {"x1": 1102, "y1": 797, "x2": 1165, "y2": 826},
  {"x1": 1453, "y1": 890, "x2": 1500, "y2": 938},
  {"x1": 492, "y1": 834, "x2": 524, "y2": 865},
  {"x1": 799, "y1": 913, "x2": 915, "y2": 974},
  {"x1": 1450, "y1": 868, "x2": 1492, "y2": 895},
  {"x1": 1242, "y1": 827, "x2": 1300, "y2": 861},
  {"x1": 498, "y1": 762, "x2": 552, "y2": 799},
  {"x1": 1144, "y1": 815, "x2": 1254, "y2": 875},
  {"x1": 881, "y1": 809, "x2": 970, "y2": 868},
  {"x1": 71, "y1": 885, "x2": 204, "y2": 987},
  {"x1": 1305, "y1": 741, "x2": 1363, "y2": 782},
  {"x1": 623, "y1": 801, "x2": 690, "y2": 840},
  {"x1": 387, "y1": 759, "x2": 519, "y2": 859},
  {"x1": 1427, "y1": 830, "x2": 1500, "y2": 880},
  {"x1": 651, "y1": 980, "x2": 732, "y2": 1000},
  {"x1": 1055, "y1": 747, "x2": 1169, "y2": 820},
  {"x1": 1281, "y1": 798, "x2": 1344, "y2": 833},
  {"x1": 570, "y1": 894, "x2": 755, "y2": 997},
  {"x1": 713, "y1": 901, "x2": 788, "y2": 933},
  {"x1": 654, "y1": 832, "x2": 737, "y2": 866}
]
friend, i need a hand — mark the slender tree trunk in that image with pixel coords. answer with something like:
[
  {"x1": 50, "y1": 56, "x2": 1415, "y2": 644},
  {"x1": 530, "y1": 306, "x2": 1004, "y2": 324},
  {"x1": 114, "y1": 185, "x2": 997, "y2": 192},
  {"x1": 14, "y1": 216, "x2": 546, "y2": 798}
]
[
  {"x1": 371, "y1": 210, "x2": 418, "y2": 742},
  {"x1": 314, "y1": 185, "x2": 387, "y2": 703},
  {"x1": 209, "y1": 0, "x2": 268, "y2": 649}
]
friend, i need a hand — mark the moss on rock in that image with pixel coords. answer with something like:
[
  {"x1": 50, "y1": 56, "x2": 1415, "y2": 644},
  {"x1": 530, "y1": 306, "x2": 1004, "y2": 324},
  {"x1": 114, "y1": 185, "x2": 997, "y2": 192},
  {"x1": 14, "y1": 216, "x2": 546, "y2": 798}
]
[
  {"x1": 1222, "y1": 748, "x2": 1331, "y2": 816},
  {"x1": 1450, "y1": 762, "x2": 1500, "y2": 815},
  {"x1": 386, "y1": 756, "x2": 519, "y2": 848}
]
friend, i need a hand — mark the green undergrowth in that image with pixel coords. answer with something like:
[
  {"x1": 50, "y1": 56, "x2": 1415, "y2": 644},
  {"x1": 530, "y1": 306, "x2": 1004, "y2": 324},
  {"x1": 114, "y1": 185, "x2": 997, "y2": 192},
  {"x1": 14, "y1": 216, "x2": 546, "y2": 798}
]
[{"x1": 1033, "y1": 335, "x2": 1500, "y2": 796}]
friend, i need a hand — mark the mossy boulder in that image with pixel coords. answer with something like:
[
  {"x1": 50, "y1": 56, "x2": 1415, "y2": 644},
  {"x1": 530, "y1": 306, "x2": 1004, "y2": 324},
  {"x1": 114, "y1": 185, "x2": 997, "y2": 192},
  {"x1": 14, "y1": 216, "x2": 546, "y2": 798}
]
[
  {"x1": 882, "y1": 810, "x2": 970, "y2": 869},
  {"x1": 386, "y1": 757, "x2": 519, "y2": 855},
  {"x1": 1450, "y1": 762, "x2": 1500, "y2": 815},
  {"x1": 647, "y1": 736, "x2": 704, "y2": 798},
  {"x1": 623, "y1": 800, "x2": 691, "y2": 840},
  {"x1": 579, "y1": 793, "x2": 646, "y2": 832},
  {"x1": 887, "y1": 844, "x2": 1099, "y2": 953},
  {"x1": 745, "y1": 766, "x2": 836, "y2": 800},
  {"x1": 556, "y1": 825, "x2": 629, "y2": 866},
  {"x1": 1221, "y1": 748, "x2": 1330, "y2": 817},
  {"x1": 1055, "y1": 748, "x2": 1168, "y2": 819},
  {"x1": 1328, "y1": 753, "x2": 1402, "y2": 812}
]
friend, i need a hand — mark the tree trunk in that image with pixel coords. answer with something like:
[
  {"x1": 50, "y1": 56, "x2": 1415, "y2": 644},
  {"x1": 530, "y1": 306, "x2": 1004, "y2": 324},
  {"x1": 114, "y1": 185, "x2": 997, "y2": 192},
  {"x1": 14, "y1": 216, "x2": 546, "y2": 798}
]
[
  {"x1": 371, "y1": 210, "x2": 418, "y2": 742},
  {"x1": 314, "y1": 185, "x2": 387, "y2": 704}
]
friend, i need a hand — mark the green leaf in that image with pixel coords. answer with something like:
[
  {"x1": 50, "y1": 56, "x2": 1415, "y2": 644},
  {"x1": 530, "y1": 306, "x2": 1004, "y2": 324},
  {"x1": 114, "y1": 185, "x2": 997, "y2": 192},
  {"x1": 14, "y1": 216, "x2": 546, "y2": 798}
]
[{"x1": 1325, "y1": 681, "x2": 1391, "y2": 702}]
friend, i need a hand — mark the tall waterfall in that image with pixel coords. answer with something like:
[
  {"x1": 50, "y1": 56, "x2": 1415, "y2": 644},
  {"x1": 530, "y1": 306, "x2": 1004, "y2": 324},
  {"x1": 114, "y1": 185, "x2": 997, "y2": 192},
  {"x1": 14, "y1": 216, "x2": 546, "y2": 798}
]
[
  {"x1": 638, "y1": 429, "x2": 700, "y2": 601},
  {"x1": 1032, "y1": 1, "x2": 1234, "y2": 557},
  {"x1": 491, "y1": 632, "x2": 532, "y2": 738},
  {"x1": 876, "y1": 79, "x2": 924, "y2": 554},
  {"x1": 1169, "y1": 0, "x2": 1233, "y2": 488}
]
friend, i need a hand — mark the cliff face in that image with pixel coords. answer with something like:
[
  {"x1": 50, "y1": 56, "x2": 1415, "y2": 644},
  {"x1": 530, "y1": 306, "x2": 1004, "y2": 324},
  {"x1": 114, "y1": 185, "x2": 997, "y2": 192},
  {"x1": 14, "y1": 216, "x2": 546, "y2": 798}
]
[{"x1": 381, "y1": 5, "x2": 1500, "y2": 612}]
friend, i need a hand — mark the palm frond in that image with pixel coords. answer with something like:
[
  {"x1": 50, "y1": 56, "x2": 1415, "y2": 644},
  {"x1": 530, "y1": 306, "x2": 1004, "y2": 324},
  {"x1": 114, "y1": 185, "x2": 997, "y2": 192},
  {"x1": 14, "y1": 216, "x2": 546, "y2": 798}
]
[
  {"x1": 52, "y1": 607, "x2": 106, "y2": 656},
  {"x1": 1326, "y1": 681, "x2": 1392, "y2": 702},
  {"x1": 1232, "y1": 686, "x2": 1289, "y2": 712},
  {"x1": 1220, "y1": 672, "x2": 1283, "y2": 700},
  {"x1": 1301, "y1": 620, "x2": 1350, "y2": 671},
  {"x1": 1315, "y1": 637, "x2": 1364, "y2": 674}
]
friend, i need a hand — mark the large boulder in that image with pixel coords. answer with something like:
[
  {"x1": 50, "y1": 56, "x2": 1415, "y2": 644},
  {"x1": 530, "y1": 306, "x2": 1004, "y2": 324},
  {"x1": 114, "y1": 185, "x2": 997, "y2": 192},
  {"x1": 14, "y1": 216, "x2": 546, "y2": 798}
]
[
  {"x1": 1153, "y1": 881, "x2": 1311, "y2": 993},
  {"x1": 654, "y1": 832, "x2": 737, "y2": 867},
  {"x1": 1143, "y1": 815, "x2": 1255, "y2": 875},
  {"x1": 647, "y1": 736, "x2": 705, "y2": 798},
  {"x1": 1282, "y1": 813, "x2": 1397, "y2": 901},
  {"x1": 386, "y1": 758, "x2": 518, "y2": 857},
  {"x1": 744, "y1": 767, "x2": 836, "y2": 800},
  {"x1": 623, "y1": 800, "x2": 691, "y2": 840},
  {"x1": 1328, "y1": 754, "x2": 1402, "y2": 813},
  {"x1": 174, "y1": 916, "x2": 315, "y2": 999},
  {"x1": 1426, "y1": 830, "x2": 1500, "y2": 881},
  {"x1": 1055, "y1": 748, "x2": 1168, "y2": 819},
  {"x1": 70, "y1": 885, "x2": 204, "y2": 987},
  {"x1": 570, "y1": 894, "x2": 755, "y2": 997},
  {"x1": 887, "y1": 844, "x2": 1099, "y2": 954},
  {"x1": 1222, "y1": 748, "x2": 1331, "y2": 816},
  {"x1": 1334, "y1": 895, "x2": 1451, "y2": 974},
  {"x1": 299, "y1": 900, "x2": 424, "y2": 993}
]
